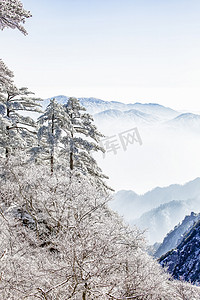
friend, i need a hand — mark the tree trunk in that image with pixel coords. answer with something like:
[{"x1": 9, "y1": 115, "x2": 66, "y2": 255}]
[
  {"x1": 70, "y1": 151, "x2": 73, "y2": 170},
  {"x1": 5, "y1": 145, "x2": 9, "y2": 159},
  {"x1": 6, "y1": 97, "x2": 10, "y2": 159},
  {"x1": 51, "y1": 106, "x2": 55, "y2": 174},
  {"x1": 82, "y1": 283, "x2": 87, "y2": 300},
  {"x1": 70, "y1": 121, "x2": 74, "y2": 170},
  {"x1": 50, "y1": 154, "x2": 54, "y2": 174},
  {"x1": 82, "y1": 291, "x2": 86, "y2": 300}
]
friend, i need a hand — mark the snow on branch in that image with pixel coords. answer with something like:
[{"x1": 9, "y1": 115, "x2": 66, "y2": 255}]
[{"x1": 0, "y1": 0, "x2": 31, "y2": 35}]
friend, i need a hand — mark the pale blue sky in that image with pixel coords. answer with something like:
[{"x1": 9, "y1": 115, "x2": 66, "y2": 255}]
[{"x1": 1, "y1": 0, "x2": 200, "y2": 110}]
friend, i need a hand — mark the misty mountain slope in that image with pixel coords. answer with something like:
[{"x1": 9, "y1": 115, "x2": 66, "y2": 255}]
[
  {"x1": 132, "y1": 102, "x2": 178, "y2": 119},
  {"x1": 154, "y1": 212, "x2": 200, "y2": 258},
  {"x1": 94, "y1": 109, "x2": 158, "y2": 125},
  {"x1": 159, "y1": 219, "x2": 200, "y2": 284},
  {"x1": 109, "y1": 190, "x2": 139, "y2": 221},
  {"x1": 131, "y1": 197, "x2": 200, "y2": 244},
  {"x1": 166, "y1": 113, "x2": 200, "y2": 133},
  {"x1": 94, "y1": 109, "x2": 124, "y2": 120},
  {"x1": 141, "y1": 177, "x2": 200, "y2": 209},
  {"x1": 110, "y1": 178, "x2": 200, "y2": 220},
  {"x1": 80, "y1": 98, "x2": 179, "y2": 119}
]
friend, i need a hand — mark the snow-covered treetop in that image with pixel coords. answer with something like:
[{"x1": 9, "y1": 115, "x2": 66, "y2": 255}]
[
  {"x1": 0, "y1": 0, "x2": 31, "y2": 35},
  {"x1": 0, "y1": 59, "x2": 13, "y2": 90},
  {"x1": 65, "y1": 97, "x2": 86, "y2": 120},
  {"x1": 65, "y1": 97, "x2": 103, "y2": 142},
  {"x1": 38, "y1": 98, "x2": 71, "y2": 131}
]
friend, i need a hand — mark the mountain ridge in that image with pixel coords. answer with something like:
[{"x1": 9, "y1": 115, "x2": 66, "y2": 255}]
[
  {"x1": 43, "y1": 95, "x2": 179, "y2": 117},
  {"x1": 154, "y1": 212, "x2": 200, "y2": 258},
  {"x1": 159, "y1": 219, "x2": 200, "y2": 283}
]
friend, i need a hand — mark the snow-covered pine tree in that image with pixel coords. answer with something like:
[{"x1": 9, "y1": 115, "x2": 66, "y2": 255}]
[
  {"x1": 62, "y1": 97, "x2": 111, "y2": 191},
  {"x1": 0, "y1": 85, "x2": 42, "y2": 158},
  {"x1": 36, "y1": 98, "x2": 71, "y2": 173},
  {"x1": 0, "y1": 59, "x2": 13, "y2": 91},
  {"x1": 0, "y1": 0, "x2": 31, "y2": 35},
  {"x1": 0, "y1": 0, "x2": 34, "y2": 158}
]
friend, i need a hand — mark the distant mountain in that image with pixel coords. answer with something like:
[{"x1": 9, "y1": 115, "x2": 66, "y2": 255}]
[
  {"x1": 44, "y1": 95, "x2": 179, "y2": 120},
  {"x1": 42, "y1": 95, "x2": 200, "y2": 136},
  {"x1": 132, "y1": 197, "x2": 200, "y2": 244},
  {"x1": 159, "y1": 219, "x2": 200, "y2": 283},
  {"x1": 132, "y1": 102, "x2": 178, "y2": 119},
  {"x1": 94, "y1": 109, "x2": 124, "y2": 119},
  {"x1": 43, "y1": 96, "x2": 129, "y2": 113},
  {"x1": 109, "y1": 178, "x2": 200, "y2": 244},
  {"x1": 154, "y1": 212, "x2": 200, "y2": 258},
  {"x1": 94, "y1": 109, "x2": 158, "y2": 125},
  {"x1": 166, "y1": 113, "x2": 200, "y2": 133},
  {"x1": 110, "y1": 178, "x2": 200, "y2": 221},
  {"x1": 79, "y1": 98, "x2": 127, "y2": 114},
  {"x1": 147, "y1": 242, "x2": 161, "y2": 256},
  {"x1": 79, "y1": 98, "x2": 179, "y2": 119},
  {"x1": 170, "y1": 113, "x2": 200, "y2": 123},
  {"x1": 44, "y1": 97, "x2": 200, "y2": 134}
]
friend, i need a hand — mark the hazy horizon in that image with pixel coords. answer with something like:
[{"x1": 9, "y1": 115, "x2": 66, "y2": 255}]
[{"x1": 1, "y1": 0, "x2": 200, "y2": 112}]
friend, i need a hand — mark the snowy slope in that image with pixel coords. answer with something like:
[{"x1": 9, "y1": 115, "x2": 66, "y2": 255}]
[
  {"x1": 159, "y1": 219, "x2": 200, "y2": 283},
  {"x1": 154, "y1": 212, "x2": 200, "y2": 258}
]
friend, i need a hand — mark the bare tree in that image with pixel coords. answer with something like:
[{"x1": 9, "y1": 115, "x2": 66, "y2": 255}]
[{"x1": 1, "y1": 157, "x2": 200, "y2": 299}]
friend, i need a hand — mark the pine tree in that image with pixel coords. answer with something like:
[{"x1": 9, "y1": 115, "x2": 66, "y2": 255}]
[
  {"x1": 62, "y1": 97, "x2": 112, "y2": 191},
  {"x1": 0, "y1": 85, "x2": 42, "y2": 157},
  {"x1": 0, "y1": 59, "x2": 13, "y2": 91},
  {"x1": 0, "y1": 0, "x2": 34, "y2": 159},
  {"x1": 36, "y1": 98, "x2": 71, "y2": 173},
  {"x1": 0, "y1": 0, "x2": 31, "y2": 105},
  {"x1": 0, "y1": 0, "x2": 31, "y2": 35}
]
